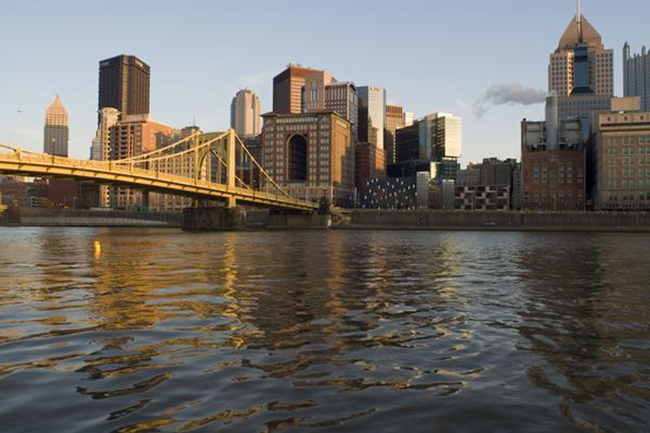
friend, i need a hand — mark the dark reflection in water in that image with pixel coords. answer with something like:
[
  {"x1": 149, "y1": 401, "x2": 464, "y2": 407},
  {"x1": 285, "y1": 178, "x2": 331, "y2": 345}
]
[{"x1": 0, "y1": 228, "x2": 649, "y2": 432}]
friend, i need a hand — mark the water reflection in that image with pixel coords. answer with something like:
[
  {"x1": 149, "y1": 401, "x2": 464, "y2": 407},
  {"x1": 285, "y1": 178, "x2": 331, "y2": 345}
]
[
  {"x1": 0, "y1": 228, "x2": 649, "y2": 432},
  {"x1": 515, "y1": 234, "x2": 650, "y2": 431}
]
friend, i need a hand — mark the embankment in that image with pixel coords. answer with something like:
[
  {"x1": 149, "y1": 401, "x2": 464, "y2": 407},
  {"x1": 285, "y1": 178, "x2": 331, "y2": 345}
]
[
  {"x1": 346, "y1": 210, "x2": 650, "y2": 232},
  {"x1": 2, "y1": 207, "x2": 182, "y2": 228}
]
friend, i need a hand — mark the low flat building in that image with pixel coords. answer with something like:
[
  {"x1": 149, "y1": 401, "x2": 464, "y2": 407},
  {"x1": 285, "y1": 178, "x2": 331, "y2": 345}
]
[
  {"x1": 521, "y1": 114, "x2": 586, "y2": 211},
  {"x1": 455, "y1": 185, "x2": 510, "y2": 211},
  {"x1": 358, "y1": 177, "x2": 416, "y2": 209},
  {"x1": 457, "y1": 164, "x2": 481, "y2": 187},
  {"x1": 590, "y1": 99, "x2": 650, "y2": 210}
]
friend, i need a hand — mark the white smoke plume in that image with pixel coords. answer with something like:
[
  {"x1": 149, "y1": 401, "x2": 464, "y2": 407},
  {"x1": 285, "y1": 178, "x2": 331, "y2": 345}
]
[{"x1": 474, "y1": 83, "x2": 547, "y2": 118}]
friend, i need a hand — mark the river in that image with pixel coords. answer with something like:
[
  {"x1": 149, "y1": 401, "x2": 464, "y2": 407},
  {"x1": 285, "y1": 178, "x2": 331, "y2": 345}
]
[{"x1": 0, "y1": 227, "x2": 649, "y2": 432}]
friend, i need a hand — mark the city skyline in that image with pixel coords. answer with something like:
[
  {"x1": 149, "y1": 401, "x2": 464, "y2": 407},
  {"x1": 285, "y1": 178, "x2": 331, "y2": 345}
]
[{"x1": 2, "y1": 0, "x2": 649, "y2": 165}]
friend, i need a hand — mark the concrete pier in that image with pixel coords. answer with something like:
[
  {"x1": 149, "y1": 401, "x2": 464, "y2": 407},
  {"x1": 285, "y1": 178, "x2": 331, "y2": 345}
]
[{"x1": 182, "y1": 207, "x2": 247, "y2": 231}]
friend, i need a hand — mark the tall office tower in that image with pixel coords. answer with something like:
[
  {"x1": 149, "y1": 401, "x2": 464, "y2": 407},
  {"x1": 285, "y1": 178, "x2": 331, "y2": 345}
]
[
  {"x1": 403, "y1": 112, "x2": 415, "y2": 127},
  {"x1": 395, "y1": 113, "x2": 462, "y2": 163},
  {"x1": 95, "y1": 108, "x2": 120, "y2": 161},
  {"x1": 549, "y1": 9, "x2": 613, "y2": 97},
  {"x1": 93, "y1": 107, "x2": 120, "y2": 207},
  {"x1": 385, "y1": 105, "x2": 406, "y2": 164},
  {"x1": 302, "y1": 70, "x2": 336, "y2": 112},
  {"x1": 90, "y1": 138, "x2": 102, "y2": 161},
  {"x1": 230, "y1": 89, "x2": 261, "y2": 137},
  {"x1": 98, "y1": 55, "x2": 150, "y2": 122},
  {"x1": 322, "y1": 82, "x2": 358, "y2": 139},
  {"x1": 357, "y1": 86, "x2": 386, "y2": 150},
  {"x1": 624, "y1": 43, "x2": 650, "y2": 111},
  {"x1": 549, "y1": 6, "x2": 614, "y2": 122},
  {"x1": 43, "y1": 95, "x2": 69, "y2": 157},
  {"x1": 273, "y1": 64, "x2": 329, "y2": 114}
]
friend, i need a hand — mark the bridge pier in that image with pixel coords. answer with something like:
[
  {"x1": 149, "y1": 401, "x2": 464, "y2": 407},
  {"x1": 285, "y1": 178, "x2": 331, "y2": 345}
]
[{"x1": 182, "y1": 206, "x2": 247, "y2": 231}]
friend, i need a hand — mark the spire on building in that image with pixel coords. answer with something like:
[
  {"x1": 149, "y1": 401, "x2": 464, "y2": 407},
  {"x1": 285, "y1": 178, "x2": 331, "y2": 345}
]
[{"x1": 45, "y1": 94, "x2": 69, "y2": 126}]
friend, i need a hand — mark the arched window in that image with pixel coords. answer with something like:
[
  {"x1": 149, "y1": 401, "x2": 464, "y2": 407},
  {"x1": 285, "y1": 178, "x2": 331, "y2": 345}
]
[{"x1": 288, "y1": 134, "x2": 308, "y2": 182}]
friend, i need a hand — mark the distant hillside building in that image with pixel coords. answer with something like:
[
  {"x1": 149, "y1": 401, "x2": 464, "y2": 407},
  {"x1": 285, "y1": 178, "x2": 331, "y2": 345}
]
[{"x1": 43, "y1": 95, "x2": 69, "y2": 157}]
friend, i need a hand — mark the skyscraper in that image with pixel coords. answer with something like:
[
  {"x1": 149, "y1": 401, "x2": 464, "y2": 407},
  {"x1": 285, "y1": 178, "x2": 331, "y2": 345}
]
[
  {"x1": 385, "y1": 104, "x2": 406, "y2": 164},
  {"x1": 98, "y1": 55, "x2": 150, "y2": 121},
  {"x1": 95, "y1": 107, "x2": 120, "y2": 162},
  {"x1": 272, "y1": 64, "x2": 326, "y2": 114},
  {"x1": 108, "y1": 115, "x2": 173, "y2": 209},
  {"x1": 230, "y1": 89, "x2": 261, "y2": 137},
  {"x1": 302, "y1": 70, "x2": 337, "y2": 112},
  {"x1": 549, "y1": 11, "x2": 613, "y2": 97},
  {"x1": 623, "y1": 43, "x2": 650, "y2": 111},
  {"x1": 93, "y1": 107, "x2": 120, "y2": 207},
  {"x1": 43, "y1": 95, "x2": 69, "y2": 157},
  {"x1": 548, "y1": 7, "x2": 614, "y2": 123},
  {"x1": 357, "y1": 86, "x2": 386, "y2": 150}
]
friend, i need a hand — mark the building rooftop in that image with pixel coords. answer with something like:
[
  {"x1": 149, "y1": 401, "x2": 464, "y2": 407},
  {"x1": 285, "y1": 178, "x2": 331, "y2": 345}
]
[{"x1": 558, "y1": 14, "x2": 603, "y2": 51}]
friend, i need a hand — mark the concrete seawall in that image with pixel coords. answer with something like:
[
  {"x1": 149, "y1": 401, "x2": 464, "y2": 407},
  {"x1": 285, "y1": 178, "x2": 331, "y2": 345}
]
[
  {"x1": 3, "y1": 208, "x2": 182, "y2": 228},
  {"x1": 347, "y1": 210, "x2": 650, "y2": 232}
]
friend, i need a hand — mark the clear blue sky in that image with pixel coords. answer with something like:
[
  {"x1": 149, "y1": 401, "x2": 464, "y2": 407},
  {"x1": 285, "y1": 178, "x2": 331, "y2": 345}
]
[{"x1": 1, "y1": 0, "x2": 649, "y2": 165}]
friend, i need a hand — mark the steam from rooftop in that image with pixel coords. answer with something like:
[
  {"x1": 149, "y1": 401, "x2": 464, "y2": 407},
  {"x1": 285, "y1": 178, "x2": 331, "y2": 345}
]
[{"x1": 474, "y1": 83, "x2": 547, "y2": 118}]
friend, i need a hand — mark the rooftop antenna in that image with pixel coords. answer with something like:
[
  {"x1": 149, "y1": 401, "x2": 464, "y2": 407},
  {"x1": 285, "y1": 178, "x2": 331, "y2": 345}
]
[{"x1": 577, "y1": 0, "x2": 583, "y2": 42}]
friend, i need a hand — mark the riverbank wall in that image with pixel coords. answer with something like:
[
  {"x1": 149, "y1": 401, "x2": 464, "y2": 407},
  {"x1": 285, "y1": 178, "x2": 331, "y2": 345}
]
[
  {"x1": 5, "y1": 207, "x2": 650, "y2": 232},
  {"x1": 182, "y1": 207, "x2": 330, "y2": 231},
  {"x1": 2, "y1": 207, "x2": 182, "y2": 228},
  {"x1": 346, "y1": 210, "x2": 650, "y2": 232}
]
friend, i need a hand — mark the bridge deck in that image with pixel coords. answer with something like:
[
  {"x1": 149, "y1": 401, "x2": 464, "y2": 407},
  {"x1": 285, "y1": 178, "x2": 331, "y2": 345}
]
[{"x1": 0, "y1": 152, "x2": 318, "y2": 212}]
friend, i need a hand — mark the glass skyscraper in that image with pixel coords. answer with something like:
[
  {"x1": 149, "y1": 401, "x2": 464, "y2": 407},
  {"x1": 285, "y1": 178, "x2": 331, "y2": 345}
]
[{"x1": 357, "y1": 86, "x2": 386, "y2": 150}]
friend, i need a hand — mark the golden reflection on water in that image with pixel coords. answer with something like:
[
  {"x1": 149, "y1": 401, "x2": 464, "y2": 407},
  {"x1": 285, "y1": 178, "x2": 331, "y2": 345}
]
[{"x1": 0, "y1": 228, "x2": 649, "y2": 432}]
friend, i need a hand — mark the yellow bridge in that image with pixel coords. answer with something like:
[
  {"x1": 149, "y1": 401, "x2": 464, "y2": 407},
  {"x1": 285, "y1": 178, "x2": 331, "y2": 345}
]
[{"x1": 0, "y1": 130, "x2": 318, "y2": 212}]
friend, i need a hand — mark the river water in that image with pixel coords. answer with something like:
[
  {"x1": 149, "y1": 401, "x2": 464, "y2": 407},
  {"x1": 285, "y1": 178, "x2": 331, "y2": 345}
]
[{"x1": 0, "y1": 227, "x2": 649, "y2": 432}]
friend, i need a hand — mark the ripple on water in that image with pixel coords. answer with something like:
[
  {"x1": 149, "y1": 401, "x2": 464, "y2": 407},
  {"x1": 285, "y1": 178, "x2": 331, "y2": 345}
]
[{"x1": 0, "y1": 228, "x2": 649, "y2": 432}]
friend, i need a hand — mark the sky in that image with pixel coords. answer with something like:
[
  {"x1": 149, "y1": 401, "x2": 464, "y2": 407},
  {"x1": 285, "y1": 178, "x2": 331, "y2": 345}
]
[{"x1": 1, "y1": 0, "x2": 649, "y2": 166}]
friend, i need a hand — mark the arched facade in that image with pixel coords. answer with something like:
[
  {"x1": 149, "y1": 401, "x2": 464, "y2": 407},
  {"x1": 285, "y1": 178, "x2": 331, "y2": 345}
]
[{"x1": 287, "y1": 134, "x2": 308, "y2": 182}]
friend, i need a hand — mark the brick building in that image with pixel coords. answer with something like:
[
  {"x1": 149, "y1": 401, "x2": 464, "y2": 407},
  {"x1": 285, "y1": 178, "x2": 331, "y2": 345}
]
[{"x1": 261, "y1": 111, "x2": 354, "y2": 206}]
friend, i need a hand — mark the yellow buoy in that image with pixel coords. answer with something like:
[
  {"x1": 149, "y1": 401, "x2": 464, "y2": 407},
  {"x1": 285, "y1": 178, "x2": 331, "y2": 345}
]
[{"x1": 94, "y1": 240, "x2": 101, "y2": 258}]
